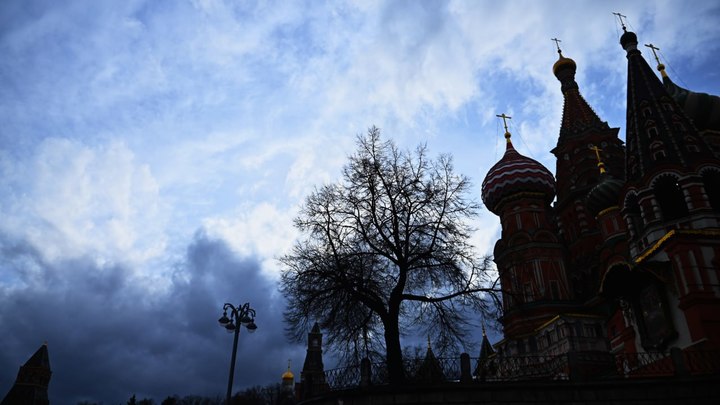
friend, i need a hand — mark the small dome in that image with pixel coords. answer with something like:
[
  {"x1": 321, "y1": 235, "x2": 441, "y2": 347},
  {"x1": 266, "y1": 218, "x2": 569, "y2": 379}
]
[
  {"x1": 282, "y1": 369, "x2": 294, "y2": 381},
  {"x1": 620, "y1": 31, "x2": 638, "y2": 50},
  {"x1": 586, "y1": 174, "x2": 624, "y2": 217},
  {"x1": 552, "y1": 54, "x2": 577, "y2": 78},
  {"x1": 481, "y1": 140, "x2": 555, "y2": 215}
]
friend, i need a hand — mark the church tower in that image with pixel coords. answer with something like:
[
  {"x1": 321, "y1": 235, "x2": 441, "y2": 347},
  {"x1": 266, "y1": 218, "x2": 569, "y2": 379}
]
[
  {"x1": 481, "y1": 118, "x2": 571, "y2": 342},
  {"x1": 610, "y1": 26, "x2": 720, "y2": 351},
  {"x1": 550, "y1": 43, "x2": 625, "y2": 303},
  {"x1": 1, "y1": 343, "x2": 51, "y2": 405},
  {"x1": 300, "y1": 322, "x2": 327, "y2": 399}
]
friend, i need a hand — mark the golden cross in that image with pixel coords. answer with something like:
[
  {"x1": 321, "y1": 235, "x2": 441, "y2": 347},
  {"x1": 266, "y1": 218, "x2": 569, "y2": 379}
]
[
  {"x1": 551, "y1": 37, "x2": 562, "y2": 54},
  {"x1": 496, "y1": 113, "x2": 512, "y2": 134},
  {"x1": 612, "y1": 12, "x2": 628, "y2": 31},
  {"x1": 589, "y1": 144, "x2": 606, "y2": 174},
  {"x1": 644, "y1": 43, "x2": 662, "y2": 65}
]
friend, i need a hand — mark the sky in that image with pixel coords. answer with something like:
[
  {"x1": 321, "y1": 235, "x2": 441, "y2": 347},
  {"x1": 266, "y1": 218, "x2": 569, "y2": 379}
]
[{"x1": 1, "y1": 0, "x2": 719, "y2": 404}]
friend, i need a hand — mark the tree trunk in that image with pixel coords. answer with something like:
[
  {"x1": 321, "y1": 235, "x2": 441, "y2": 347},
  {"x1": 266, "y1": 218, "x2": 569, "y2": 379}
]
[{"x1": 383, "y1": 318, "x2": 405, "y2": 385}]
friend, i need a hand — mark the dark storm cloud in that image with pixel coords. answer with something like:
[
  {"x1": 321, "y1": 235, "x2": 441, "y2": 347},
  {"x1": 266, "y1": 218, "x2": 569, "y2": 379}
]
[{"x1": 0, "y1": 231, "x2": 305, "y2": 405}]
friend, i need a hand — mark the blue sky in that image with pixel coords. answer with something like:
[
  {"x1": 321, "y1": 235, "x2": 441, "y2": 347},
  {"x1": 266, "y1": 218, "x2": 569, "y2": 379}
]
[{"x1": 1, "y1": 1, "x2": 719, "y2": 404}]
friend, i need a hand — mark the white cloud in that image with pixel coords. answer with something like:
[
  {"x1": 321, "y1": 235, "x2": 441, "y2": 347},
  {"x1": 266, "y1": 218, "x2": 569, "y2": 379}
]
[
  {"x1": 202, "y1": 202, "x2": 299, "y2": 279},
  {"x1": 0, "y1": 138, "x2": 167, "y2": 266}
]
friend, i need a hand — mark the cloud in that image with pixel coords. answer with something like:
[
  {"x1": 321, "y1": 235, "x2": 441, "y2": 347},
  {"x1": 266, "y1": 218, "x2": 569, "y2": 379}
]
[
  {"x1": 0, "y1": 137, "x2": 166, "y2": 266},
  {"x1": 0, "y1": 231, "x2": 304, "y2": 405}
]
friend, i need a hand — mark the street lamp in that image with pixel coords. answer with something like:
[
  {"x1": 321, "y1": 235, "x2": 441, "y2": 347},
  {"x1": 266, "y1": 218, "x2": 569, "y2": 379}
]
[{"x1": 218, "y1": 302, "x2": 257, "y2": 405}]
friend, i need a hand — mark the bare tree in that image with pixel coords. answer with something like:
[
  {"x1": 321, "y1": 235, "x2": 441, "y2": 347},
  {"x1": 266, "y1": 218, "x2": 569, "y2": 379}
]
[{"x1": 281, "y1": 127, "x2": 500, "y2": 384}]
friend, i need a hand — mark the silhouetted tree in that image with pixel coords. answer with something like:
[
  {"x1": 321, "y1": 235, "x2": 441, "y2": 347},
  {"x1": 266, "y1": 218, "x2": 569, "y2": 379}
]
[
  {"x1": 228, "y1": 384, "x2": 282, "y2": 405},
  {"x1": 161, "y1": 396, "x2": 178, "y2": 405},
  {"x1": 125, "y1": 394, "x2": 154, "y2": 405},
  {"x1": 281, "y1": 127, "x2": 500, "y2": 384}
]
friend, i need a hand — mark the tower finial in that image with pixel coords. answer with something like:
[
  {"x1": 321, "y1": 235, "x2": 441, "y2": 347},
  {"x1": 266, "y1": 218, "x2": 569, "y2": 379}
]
[
  {"x1": 427, "y1": 335, "x2": 432, "y2": 350},
  {"x1": 612, "y1": 12, "x2": 628, "y2": 32},
  {"x1": 644, "y1": 43, "x2": 668, "y2": 77},
  {"x1": 551, "y1": 37, "x2": 562, "y2": 56},
  {"x1": 589, "y1": 144, "x2": 607, "y2": 174},
  {"x1": 287, "y1": 359, "x2": 292, "y2": 371},
  {"x1": 496, "y1": 113, "x2": 512, "y2": 142}
]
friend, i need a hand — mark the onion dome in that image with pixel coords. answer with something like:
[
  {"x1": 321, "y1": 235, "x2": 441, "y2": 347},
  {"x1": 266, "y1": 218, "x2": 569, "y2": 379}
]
[
  {"x1": 482, "y1": 132, "x2": 556, "y2": 215},
  {"x1": 586, "y1": 174, "x2": 624, "y2": 217},
  {"x1": 644, "y1": 43, "x2": 720, "y2": 132},
  {"x1": 663, "y1": 76, "x2": 720, "y2": 132},
  {"x1": 620, "y1": 30, "x2": 638, "y2": 51},
  {"x1": 552, "y1": 52, "x2": 577, "y2": 79},
  {"x1": 282, "y1": 368, "x2": 294, "y2": 381},
  {"x1": 552, "y1": 48, "x2": 607, "y2": 143}
]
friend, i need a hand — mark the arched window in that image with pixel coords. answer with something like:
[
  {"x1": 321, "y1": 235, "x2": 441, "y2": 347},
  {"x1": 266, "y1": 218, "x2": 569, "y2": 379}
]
[
  {"x1": 647, "y1": 126, "x2": 659, "y2": 138},
  {"x1": 650, "y1": 141, "x2": 666, "y2": 160},
  {"x1": 702, "y1": 170, "x2": 720, "y2": 212},
  {"x1": 653, "y1": 175, "x2": 688, "y2": 221}
]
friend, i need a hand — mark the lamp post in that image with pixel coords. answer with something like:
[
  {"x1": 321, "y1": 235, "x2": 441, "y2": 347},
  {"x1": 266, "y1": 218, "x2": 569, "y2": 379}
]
[{"x1": 218, "y1": 302, "x2": 257, "y2": 405}]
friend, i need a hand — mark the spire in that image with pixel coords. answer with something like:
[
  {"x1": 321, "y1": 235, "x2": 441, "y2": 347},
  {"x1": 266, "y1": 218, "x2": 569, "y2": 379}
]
[
  {"x1": 620, "y1": 28, "x2": 714, "y2": 181},
  {"x1": 1, "y1": 344, "x2": 52, "y2": 405},
  {"x1": 552, "y1": 44, "x2": 608, "y2": 144},
  {"x1": 416, "y1": 337, "x2": 445, "y2": 383}
]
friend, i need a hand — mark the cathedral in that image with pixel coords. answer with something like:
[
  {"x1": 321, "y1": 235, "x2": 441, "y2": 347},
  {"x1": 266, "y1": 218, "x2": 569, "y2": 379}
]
[{"x1": 481, "y1": 22, "x2": 720, "y2": 369}]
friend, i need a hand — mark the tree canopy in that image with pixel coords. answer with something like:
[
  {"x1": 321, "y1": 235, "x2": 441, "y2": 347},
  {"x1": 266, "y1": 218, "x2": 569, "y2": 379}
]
[{"x1": 281, "y1": 127, "x2": 500, "y2": 384}]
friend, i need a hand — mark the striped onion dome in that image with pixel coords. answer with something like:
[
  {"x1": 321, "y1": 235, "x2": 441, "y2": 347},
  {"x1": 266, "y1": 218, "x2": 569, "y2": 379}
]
[{"x1": 482, "y1": 137, "x2": 556, "y2": 215}]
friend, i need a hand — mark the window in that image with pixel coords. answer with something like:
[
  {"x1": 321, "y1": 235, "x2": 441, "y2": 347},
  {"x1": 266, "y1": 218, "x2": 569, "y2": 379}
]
[
  {"x1": 624, "y1": 193, "x2": 643, "y2": 236},
  {"x1": 654, "y1": 176, "x2": 689, "y2": 221},
  {"x1": 647, "y1": 127, "x2": 659, "y2": 138},
  {"x1": 702, "y1": 170, "x2": 720, "y2": 211},
  {"x1": 650, "y1": 141, "x2": 666, "y2": 160}
]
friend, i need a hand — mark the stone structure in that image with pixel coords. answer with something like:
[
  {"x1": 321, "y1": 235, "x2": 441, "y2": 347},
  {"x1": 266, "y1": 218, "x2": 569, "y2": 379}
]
[
  {"x1": 1, "y1": 343, "x2": 52, "y2": 405},
  {"x1": 299, "y1": 323, "x2": 328, "y2": 400}
]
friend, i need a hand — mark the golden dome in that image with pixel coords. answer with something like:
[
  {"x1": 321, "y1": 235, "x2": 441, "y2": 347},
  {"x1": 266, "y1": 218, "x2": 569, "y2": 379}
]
[
  {"x1": 282, "y1": 361, "x2": 294, "y2": 381},
  {"x1": 552, "y1": 53, "x2": 577, "y2": 77}
]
